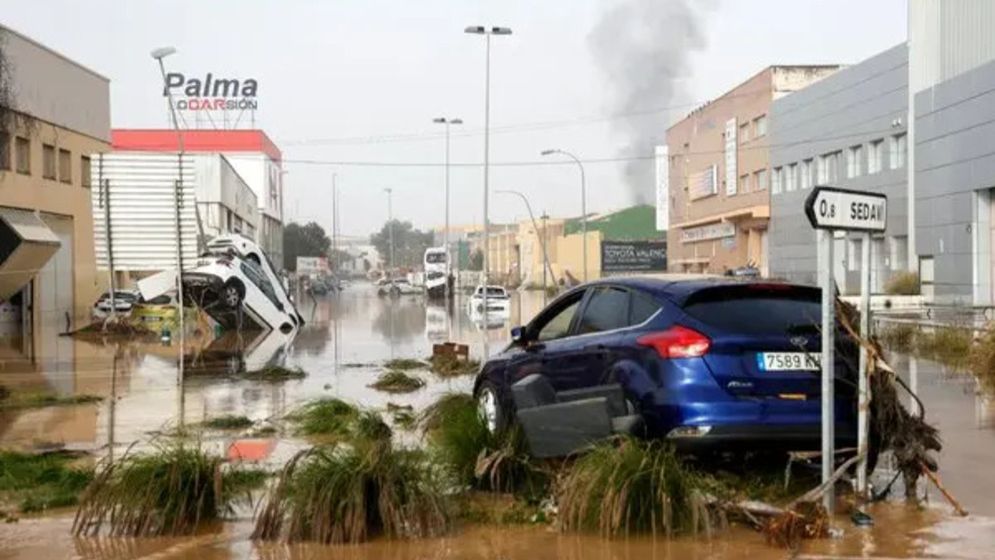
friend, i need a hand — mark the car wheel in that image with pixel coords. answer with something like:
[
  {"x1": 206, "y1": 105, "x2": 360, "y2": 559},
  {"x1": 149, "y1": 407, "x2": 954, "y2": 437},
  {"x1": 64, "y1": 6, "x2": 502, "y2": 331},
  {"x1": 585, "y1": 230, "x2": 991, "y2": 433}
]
[
  {"x1": 221, "y1": 281, "x2": 243, "y2": 309},
  {"x1": 476, "y1": 381, "x2": 507, "y2": 435}
]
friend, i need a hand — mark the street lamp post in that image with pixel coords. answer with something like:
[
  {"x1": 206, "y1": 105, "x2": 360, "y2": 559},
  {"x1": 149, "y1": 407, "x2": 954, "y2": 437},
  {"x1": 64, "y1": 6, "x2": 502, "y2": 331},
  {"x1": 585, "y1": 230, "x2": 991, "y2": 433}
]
[
  {"x1": 465, "y1": 25, "x2": 511, "y2": 358},
  {"x1": 433, "y1": 117, "x2": 463, "y2": 298},
  {"x1": 541, "y1": 212, "x2": 550, "y2": 297},
  {"x1": 151, "y1": 46, "x2": 187, "y2": 389},
  {"x1": 384, "y1": 188, "x2": 394, "y2": 273},
  {"x1": 542, "y1": 149, "x2": 587, "y2": 282},
  {"x1": 496, "y1": 190, "x2": 557, "y2": 305}
]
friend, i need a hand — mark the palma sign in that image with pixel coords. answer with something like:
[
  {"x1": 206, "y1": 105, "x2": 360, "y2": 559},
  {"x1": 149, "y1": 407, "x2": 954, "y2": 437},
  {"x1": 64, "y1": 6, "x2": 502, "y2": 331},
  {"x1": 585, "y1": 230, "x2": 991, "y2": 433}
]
[{"x1": 163, "y1": 72, "x2": 259, "y2": 111}]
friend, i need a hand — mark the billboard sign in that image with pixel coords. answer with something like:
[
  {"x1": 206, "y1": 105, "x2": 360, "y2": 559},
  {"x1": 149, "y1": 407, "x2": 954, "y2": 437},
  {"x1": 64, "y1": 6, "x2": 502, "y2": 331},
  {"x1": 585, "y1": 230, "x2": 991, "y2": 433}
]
[
  {"x1": 689, "y1": 164, "x2": 718, "y2": 200},
  {"x1": 163, "y1": 72, "x2": 259, "y2": 111},
  {"x1": 680, "y1": 222, "x2": 735, "y2": 244},
  {"x1": 725, "y1": 118, "x2": 737, "y2": 196},
  {"x1": 601, "y1": 241, "x2": 668, "y2": 273},
  {"x1": 655, "y1": 146, "x2": 669, "y2": 231},
  {"x1": 296, "y1": 257, "x2": 329, "y2": 276}
]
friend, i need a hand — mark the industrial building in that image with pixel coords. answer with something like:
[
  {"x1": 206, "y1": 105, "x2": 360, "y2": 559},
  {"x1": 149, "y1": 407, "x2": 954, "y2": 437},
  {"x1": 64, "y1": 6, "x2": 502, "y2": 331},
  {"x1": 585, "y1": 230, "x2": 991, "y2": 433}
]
[
  {"x1": 110, "y1": 129, "x2": 286, "y2": 268},
  {"x1": 0, "y1": 24, "x2": 110, "y2": 350},
  {"x1": 90, "y1": 151, "x2": 259, "y2": 282},
  {"x1": 768, "y1": 44, "x2": 909, "y2": 293},
  {"x1": 665, "y1": 65, "x2": 840, "y2": 275}
]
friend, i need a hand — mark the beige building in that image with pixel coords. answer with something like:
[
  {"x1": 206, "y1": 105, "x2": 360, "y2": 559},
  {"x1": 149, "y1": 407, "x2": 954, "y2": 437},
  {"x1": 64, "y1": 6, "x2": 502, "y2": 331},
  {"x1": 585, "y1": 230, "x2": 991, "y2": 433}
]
[
  {"x1": 480, "y1": 218, "x2": 602, "y2": 287},
  {"x1": 0, "y1": 25, "x2": 110, "y2": 356},
  {"x1": 666, "y1": 66, "x2": 839, "y2": 275}
]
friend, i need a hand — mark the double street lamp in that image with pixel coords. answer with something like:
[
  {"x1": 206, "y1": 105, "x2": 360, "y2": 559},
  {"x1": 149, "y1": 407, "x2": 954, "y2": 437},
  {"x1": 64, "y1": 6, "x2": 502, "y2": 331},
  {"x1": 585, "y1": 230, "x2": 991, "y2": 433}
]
[
  {"x1": 542, "y1": 149, "x2": 588, "y2": 282},
  {"x1": 433, "y1": 117, "x2": 463, "y2": 295}
]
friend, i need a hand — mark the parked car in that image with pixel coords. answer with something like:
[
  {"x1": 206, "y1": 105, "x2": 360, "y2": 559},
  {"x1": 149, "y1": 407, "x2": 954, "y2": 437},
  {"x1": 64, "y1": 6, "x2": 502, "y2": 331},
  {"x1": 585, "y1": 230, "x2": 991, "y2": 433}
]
[
  {"x1": 130, "y1": 293, "x2": 180, "y2": 330},
  {"x1": 468, "y1": 285, "x2": 511, "y2": 313},
  {"x1": 473, "y1": 276, "x2": 866, "y2": 460},
  {"x1": 377, "y1": 278, "x2": 421, "y2": 297},
  {"x1": 183, "y1": 252, "x2": 300, "y2": 334},
  {"x1": 92, "y1": 290, "x2": 140, "y2": 319}
]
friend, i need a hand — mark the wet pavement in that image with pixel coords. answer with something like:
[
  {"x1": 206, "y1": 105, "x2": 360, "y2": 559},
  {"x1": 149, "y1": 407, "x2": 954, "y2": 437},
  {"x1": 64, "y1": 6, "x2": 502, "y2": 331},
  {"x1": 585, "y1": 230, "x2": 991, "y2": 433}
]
[{"x1": 1, "y1": 281, "x2": 995, "y2": 558}]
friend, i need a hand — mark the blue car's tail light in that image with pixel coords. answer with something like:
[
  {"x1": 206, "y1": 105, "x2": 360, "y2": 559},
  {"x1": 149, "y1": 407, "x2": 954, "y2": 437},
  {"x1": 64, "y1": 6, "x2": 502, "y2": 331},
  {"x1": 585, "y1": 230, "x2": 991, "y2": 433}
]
[{"x1": 636, "y1": 325, "x2": 711, "y2": 358}]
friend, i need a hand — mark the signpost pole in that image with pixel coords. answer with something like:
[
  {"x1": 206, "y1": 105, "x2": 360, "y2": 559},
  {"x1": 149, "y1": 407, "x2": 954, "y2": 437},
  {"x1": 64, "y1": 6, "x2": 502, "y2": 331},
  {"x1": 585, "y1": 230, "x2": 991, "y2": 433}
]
[
  {"x1": 804, "y1": 185, "x2": 888, "y2": 515},
  {"x1": 819, "y1": 229, "x2": 836, "y2": 513},
  {"x1": 857, "y1": 231, "x2": 872, "y2": 496}
]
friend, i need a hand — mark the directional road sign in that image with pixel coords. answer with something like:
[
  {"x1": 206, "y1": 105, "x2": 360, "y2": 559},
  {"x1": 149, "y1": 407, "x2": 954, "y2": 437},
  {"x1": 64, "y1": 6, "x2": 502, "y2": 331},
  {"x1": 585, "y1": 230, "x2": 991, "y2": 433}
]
[{"x1": 804, "y1": 186, "x2": 887, "y2": 233}]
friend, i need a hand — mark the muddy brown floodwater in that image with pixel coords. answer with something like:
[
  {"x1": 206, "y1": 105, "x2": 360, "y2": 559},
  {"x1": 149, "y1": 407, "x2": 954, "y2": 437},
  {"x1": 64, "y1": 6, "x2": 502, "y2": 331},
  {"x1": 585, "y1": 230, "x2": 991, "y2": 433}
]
[{"x1": 2, "y1": 282, "x2": 995, "y2": 559}]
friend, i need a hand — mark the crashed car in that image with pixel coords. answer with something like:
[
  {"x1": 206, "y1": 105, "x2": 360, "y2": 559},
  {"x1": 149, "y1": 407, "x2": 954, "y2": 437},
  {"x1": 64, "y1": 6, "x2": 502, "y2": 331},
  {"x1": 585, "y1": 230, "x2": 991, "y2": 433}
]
[
  {"x1": 91, "y1": 290, "x2": 140, "y2": 320},
  {"x1": 183, "y1": 234, "x2": 303, "y2": 333},
  {"x1": 473, "y1": 276, "x2": 870, "y2": 461}
]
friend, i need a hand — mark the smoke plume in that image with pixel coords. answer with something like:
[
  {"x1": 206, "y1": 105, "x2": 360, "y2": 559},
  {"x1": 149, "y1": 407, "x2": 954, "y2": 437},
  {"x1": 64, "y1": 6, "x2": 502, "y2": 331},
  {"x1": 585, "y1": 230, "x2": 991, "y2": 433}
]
[{"x1": 589, "y1": 0, "x2": 711, "y2": 203}]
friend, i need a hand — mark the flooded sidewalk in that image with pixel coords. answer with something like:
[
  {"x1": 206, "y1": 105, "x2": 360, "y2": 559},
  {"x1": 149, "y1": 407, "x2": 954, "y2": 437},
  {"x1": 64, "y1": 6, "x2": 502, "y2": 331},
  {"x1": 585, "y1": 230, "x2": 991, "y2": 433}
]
[{"x1": 2, "y1": 283, "x2": 995, "y2": 558}]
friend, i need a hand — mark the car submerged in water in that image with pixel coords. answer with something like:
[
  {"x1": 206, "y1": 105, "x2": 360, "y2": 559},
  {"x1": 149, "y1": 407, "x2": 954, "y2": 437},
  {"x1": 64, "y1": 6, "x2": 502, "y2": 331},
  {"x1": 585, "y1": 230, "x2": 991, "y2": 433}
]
[
  {"x1": 182, "y1": 234, "x2": 303, "y2": 334},
  {"x1": 473, "y1": 276, "x2": 871, "y2": 461}
]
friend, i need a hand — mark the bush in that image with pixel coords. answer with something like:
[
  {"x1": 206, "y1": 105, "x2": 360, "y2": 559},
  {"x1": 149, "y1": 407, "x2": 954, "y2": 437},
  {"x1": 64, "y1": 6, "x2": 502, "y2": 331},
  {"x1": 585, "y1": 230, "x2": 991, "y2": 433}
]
[
  {"x1": 288, "y1": 398, "x2": 360, "y2": 438},
  {"x1": 885, "y1": 272, "x2": 920, "y2": 295},
  {"x1": 916, "y1": 326, "x2": 973, "y2": 369},
  {"x1": 556, "y1": 437, "x2": 713, "y2": 537},
  {"x1": 252, "y1": 443, "x2": 448, "y2": 543},
  {"x1": 0, "y1": 451, "x2": 93, "y2": 513},
  {"x1": 72, "y1": 442, "x2": 259, "y2": 537},
  {"x1": 970, "y1": 326, "x2": 995, "y2": 390},
  {"x1": 369, "y1": 370, "x2": 425, "y2": 393},
  {"x1": 878, "y1": 323, "x2": 918, "y2": 354},
  {"x1": 201, "y1": 415, "x2": 253, "y2": 430},
  {"x1": 422, "y1": 393, "x2": 546, "y2": 497},
  {"x1": 384, "y1": 358, "x2": 426, "y2": 371}
]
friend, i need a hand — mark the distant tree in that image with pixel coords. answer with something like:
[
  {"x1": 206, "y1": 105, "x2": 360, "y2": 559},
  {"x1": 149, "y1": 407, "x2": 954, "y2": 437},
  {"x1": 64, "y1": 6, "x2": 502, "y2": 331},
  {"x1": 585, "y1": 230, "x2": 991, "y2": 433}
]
[
  {"x1": 370, "y1": 220, "x2": 434, "y2": 268},
  {"x1": 283, "y1": 221, "x2": 331, "y2": 271},
  {"x1": 467, "y1": 249, "x2": 484, "y2": 271}
]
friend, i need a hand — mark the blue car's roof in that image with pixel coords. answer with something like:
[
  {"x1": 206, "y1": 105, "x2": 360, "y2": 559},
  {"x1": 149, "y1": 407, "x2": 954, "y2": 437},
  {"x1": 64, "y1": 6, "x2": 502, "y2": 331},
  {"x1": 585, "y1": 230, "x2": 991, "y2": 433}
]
[{"x1": 583, "y1": 274, "x2": 819, "y2": 304}]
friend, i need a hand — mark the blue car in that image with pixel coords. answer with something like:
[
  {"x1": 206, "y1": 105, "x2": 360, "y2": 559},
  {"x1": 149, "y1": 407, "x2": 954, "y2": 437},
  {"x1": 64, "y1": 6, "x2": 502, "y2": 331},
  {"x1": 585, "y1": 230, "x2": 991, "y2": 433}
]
[{"x1": 473, "y1": 276, "x2": 863, "y2": 455}]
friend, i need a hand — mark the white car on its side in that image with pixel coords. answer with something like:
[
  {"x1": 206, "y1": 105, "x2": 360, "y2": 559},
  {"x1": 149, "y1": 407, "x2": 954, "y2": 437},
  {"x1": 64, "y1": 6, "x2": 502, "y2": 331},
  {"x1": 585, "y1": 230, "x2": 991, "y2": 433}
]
[{"x1": 182, "y1": 234, "x2": 303, "y2": 333}]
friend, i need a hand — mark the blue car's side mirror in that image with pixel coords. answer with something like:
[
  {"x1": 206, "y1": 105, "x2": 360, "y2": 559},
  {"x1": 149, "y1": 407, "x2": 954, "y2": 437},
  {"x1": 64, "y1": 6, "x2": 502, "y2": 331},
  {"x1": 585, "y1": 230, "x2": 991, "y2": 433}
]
[{"x1": 510, "y1": 326, "x2": 525, "y2": 343}]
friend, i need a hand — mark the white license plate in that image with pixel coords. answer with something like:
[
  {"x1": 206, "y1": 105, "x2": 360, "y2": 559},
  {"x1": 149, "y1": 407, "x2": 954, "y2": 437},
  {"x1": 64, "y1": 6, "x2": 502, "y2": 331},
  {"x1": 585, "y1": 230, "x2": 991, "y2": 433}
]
[{"x1": 757, "y1": 352, "x2": 820, "y2": 371}]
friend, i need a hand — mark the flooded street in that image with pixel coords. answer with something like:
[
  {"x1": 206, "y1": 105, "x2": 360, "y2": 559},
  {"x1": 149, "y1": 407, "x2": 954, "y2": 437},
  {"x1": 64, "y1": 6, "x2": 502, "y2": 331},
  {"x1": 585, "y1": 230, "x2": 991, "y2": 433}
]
[{"x1": 2, "y1": 283, "x2": 995, "y2": 559}]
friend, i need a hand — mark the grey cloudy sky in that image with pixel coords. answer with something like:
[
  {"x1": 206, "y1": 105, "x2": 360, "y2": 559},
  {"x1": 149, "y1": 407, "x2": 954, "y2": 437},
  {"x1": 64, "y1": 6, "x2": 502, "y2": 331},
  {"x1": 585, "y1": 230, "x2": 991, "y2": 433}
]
[{"x1": 2, "y1": 0, "x2": 906, "y2": 238}]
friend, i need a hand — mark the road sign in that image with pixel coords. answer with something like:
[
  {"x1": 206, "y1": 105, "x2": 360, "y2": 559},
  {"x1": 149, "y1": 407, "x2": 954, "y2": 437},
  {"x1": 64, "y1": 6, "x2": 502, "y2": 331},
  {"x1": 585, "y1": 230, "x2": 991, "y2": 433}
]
[{"x1": 804, "y1": 186, "x2": 887, "y2": 232}]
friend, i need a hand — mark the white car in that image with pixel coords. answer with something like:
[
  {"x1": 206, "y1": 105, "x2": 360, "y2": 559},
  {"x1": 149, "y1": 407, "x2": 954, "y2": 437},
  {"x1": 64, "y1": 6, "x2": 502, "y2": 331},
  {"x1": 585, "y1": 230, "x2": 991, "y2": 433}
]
[
  {"x1": 377, "y1": 278, "x2": 422, "y2": 297},
  {"x1": 92, "y1": 290, "x2": 140, "y2": 320},
  {"x1": 183, "y1": 235, "x2": 303, "y2": 334},
  {"x1": 467, "y1": 285, "x2": 511, "y2": 313}
]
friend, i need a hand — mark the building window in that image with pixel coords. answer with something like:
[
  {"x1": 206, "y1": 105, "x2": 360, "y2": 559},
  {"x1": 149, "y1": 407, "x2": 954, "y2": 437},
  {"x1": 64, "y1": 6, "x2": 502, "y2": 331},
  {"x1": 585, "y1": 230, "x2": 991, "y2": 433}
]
[
  {"x1": 772, "y1": 166, "x2": 783, "y2": 194},
  {"x1": 786, "y1": 163, "x2": 797, "y2": 192},
  {"x1": 739, "y1": 174, "x2": 749, "y2": 194},
  {"x1": 754, "y1": 115, "x2": 768, "y2": 137},
  {"x1": 42, "y1": 143, "x2": 56, "y2": 180},
  {"x1": 818, "y1": 151, "x2": 840, "y2": 184},
  {"x1": 868, "y1": 139, "x2": 883, "y2": 174},
  {"x1": 801, "y1": 159, "x2": 813, "y2": 190},
  {"x1": 890, "y1": 133, "x2": 907, "y2": 169},
  {"x1": 754, "y1": 169, "x2": 767, "y2": 191},
  {"x1": 15, "y1": 136, "x2": 30, "y2": 174},
  {"x1": 739, "y1": 122, "x2": 750, "y2": 144},
  {"x1": 58, "y1": 148, "x2": 71, "y2": 184},
  {"x1": 81, "y1": 156, "x2": 92, "y2": 188},
  {"x1": 0, "y1": 132, "x2": 10, "y2": 171},
  {"x1": 847, "y1": 144, "x2": 863, "y2": 178}
]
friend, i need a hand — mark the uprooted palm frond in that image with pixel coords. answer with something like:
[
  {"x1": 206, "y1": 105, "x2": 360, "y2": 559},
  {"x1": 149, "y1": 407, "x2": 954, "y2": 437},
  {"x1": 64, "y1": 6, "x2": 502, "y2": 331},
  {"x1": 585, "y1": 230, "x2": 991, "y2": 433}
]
[
  {"x1": 251, "y1": 443, "x2": 449, "y2": 544},
  {"x1": 72, "y1": 442, "x2": 257, "y2": 537},
  {"x1": 422, "y1": 392, "x2": 547, "y2": 496},
  {"x1": 761, "y1": 501, "x2": 829, "y2": 549},
  {"x1": 384, "y1": 358, "x2": 426, "y2": 371},
  {"x1": 556, "y1": 436, "x2": 718, "y2": 537},
  {"x1": 837, "y1": 300, "x2": 942, "y2": 497}
]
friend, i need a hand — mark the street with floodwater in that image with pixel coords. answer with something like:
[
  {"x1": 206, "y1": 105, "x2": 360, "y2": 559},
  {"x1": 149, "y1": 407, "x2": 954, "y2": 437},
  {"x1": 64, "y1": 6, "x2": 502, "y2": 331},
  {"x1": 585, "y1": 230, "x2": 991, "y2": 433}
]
[{"x1": 1, "y1": 284, "x2": 995, "y2": 558}]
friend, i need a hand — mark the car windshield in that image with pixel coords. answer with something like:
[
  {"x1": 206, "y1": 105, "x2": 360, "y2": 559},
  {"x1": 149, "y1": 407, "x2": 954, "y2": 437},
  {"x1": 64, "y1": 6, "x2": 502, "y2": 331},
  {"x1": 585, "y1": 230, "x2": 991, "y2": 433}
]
[{"x1": 425, "y1": 253, "x2": 446, "y2": 264}]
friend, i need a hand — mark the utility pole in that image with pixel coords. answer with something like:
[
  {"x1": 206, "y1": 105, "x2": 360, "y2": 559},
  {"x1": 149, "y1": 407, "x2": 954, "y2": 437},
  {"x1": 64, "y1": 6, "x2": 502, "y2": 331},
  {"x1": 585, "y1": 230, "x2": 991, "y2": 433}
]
[
  {"x1": 331, "y1": 173, "x2": 338, "y2": 274},
  {"x1": 541, "y1": 212, "x2": 549, "y2": 301},
  {"x1": 385, "y1": 188, "x2": 394, "y2": 273},
  {"x1": 433, "y1": 117, "x2": 463, "y2": 298}
]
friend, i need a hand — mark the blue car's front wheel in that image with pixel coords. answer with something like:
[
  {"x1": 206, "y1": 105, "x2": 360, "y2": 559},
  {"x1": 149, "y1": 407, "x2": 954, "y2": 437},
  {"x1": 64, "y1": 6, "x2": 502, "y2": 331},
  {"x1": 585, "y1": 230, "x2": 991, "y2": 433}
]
[{"x1": 476, "y1": 381, "x2": 508, "y2": 435}]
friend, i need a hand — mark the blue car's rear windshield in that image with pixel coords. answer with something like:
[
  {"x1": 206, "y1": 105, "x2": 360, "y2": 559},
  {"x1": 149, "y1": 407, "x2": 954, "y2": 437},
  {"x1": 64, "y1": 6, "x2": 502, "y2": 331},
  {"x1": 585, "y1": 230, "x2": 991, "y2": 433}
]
[{"x1": 681, "y1": 285, "x2": 822, "y2": 336}]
